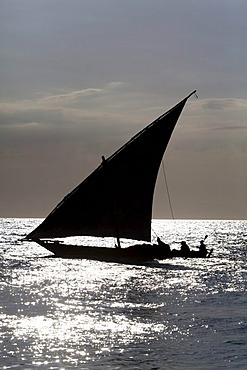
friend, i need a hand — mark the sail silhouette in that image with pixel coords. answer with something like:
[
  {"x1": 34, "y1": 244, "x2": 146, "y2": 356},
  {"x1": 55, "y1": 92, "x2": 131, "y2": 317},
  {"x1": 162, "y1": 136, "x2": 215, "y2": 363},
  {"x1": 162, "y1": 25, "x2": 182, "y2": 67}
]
[{"x1": 26, "y1": 91, "x2": 201, "y2": 262}]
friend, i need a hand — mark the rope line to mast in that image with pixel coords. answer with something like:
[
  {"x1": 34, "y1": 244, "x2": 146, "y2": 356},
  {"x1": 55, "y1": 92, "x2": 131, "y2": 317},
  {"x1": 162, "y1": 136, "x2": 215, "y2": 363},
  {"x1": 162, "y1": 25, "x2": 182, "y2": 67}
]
[{"x1": 162, "y1": 160, "x2": 175, "y2": 219}]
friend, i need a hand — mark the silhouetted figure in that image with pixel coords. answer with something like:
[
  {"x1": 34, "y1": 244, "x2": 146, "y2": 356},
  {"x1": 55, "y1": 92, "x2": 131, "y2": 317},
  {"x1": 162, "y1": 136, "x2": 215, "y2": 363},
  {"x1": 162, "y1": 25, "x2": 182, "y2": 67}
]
[
  {"x1": 157, "y1": 237, "x2": 170, "y2": 249},
  {"x1": 156, "y1": 237, "x2": 171, "y2": 258},
  {"x1": 198, "y1": 240, "x2": 207, "y2": 257},
  {"x1": 180, "y1": 241, "x2": 190, "y2": 256}
]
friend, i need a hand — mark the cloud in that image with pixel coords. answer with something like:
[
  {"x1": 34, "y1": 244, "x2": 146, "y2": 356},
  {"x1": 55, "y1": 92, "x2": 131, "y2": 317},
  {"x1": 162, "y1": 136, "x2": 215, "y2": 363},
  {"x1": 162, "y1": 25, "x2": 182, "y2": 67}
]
[
  {"x1": 180, "y1": 98, "x2": 247, "y2": 133},
  {"x1": 0, "y1": 82, "x2": 128, "y2": 129},
  {"x1": 214, "y1": 126, "x2": 247, "y2": 131},
  {"x1": 200, "y1": 98, "x2": 247, "y2": 111},
  {"x1": 1, "y1": 91, "x2": 246, "y2": 155},
  {"x1": 38, "y1": 88, "x2": 102, "y2": 105},
  {"x1": 187, "y1": 97, "x2": 247, "y2": 111}
]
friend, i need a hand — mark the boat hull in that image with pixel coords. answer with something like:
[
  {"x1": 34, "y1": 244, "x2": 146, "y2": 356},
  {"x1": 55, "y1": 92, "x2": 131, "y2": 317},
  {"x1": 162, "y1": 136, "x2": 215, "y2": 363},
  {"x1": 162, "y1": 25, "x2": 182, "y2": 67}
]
[
  {"x1": 35, "y1": 240, "x2": 213, "y2": 263},
  {"x1": 36, "y1": 240, "x2": 158, "y2": 263}
]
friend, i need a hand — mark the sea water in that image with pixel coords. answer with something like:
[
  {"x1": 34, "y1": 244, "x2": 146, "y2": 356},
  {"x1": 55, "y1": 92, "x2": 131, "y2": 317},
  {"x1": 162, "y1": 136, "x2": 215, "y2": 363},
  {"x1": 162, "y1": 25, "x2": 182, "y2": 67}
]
[{"x1": 0, "y1": 218, "x2": 246, "y2": 370}]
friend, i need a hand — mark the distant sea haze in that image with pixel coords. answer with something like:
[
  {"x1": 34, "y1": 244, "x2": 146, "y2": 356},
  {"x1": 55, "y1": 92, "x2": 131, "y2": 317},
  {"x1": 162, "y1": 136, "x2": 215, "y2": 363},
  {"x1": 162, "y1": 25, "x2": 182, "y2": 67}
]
[{"x1": 0, "y1": 218, "x2": 246, "y2": 369}]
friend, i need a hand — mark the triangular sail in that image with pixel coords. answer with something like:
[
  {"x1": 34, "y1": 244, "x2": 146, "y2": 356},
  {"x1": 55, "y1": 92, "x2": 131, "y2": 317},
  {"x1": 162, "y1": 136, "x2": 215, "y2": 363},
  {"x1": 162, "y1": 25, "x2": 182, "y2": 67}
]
[{"x1": 27, "y1": 91, "x2": 195, "y2": 241}]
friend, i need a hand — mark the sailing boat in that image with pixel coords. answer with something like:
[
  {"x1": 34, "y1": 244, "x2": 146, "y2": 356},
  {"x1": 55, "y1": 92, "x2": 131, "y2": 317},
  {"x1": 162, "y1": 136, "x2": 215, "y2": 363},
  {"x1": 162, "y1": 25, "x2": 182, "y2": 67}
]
[{"x1": 26, "y1": 90, "x2": 197, "y2": 263}]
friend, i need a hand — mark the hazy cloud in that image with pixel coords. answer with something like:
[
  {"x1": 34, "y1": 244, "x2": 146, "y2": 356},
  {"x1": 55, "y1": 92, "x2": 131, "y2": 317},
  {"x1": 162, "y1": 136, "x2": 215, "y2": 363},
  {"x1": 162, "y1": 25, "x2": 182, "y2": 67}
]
[
  {"x1": 0, "y1": 82, "x2": 130, "y2": 129},
  {"x1": 38, "y1": 88, "x2": 102, "y2": 105},
  {"x1": 200, "y1": 98, "x2": 247, "y2": 111}
]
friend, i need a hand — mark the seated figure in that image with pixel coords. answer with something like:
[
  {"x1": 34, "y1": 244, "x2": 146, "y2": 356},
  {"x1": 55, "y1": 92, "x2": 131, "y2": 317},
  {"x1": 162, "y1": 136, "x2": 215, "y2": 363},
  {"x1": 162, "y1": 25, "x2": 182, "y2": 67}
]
[
  {"x1": 156, "y1": 237, "x2": 171, "y2": 258},
  {"x1": 198, "y1": 240, "x2": 208, "y2": 257},
  {"x1": 180, "y1": 241, "x2": 190, "y2": 256}
]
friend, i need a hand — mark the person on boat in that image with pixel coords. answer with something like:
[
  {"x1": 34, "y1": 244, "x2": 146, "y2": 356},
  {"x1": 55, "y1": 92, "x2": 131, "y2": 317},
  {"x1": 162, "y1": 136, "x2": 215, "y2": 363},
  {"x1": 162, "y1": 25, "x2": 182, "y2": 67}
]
[
  {"x1": 180, "y1": 241, "x2": 190, "y2": 256},
  {"x1": 156, "y1": 237, "x2": 171, "y2": 258},
  {"x1": 157, "y1": 237, "x2": 170, "y2": 249},
  {"x1": 198, "y1": 240, "x2": 208, "y2": 257}
]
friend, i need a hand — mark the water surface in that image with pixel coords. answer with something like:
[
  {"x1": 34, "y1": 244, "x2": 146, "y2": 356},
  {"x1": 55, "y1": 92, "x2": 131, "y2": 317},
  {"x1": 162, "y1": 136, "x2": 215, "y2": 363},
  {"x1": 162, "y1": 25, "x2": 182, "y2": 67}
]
[{"x1": 0, "y1": 219, "x2": 246, "y2": 369}]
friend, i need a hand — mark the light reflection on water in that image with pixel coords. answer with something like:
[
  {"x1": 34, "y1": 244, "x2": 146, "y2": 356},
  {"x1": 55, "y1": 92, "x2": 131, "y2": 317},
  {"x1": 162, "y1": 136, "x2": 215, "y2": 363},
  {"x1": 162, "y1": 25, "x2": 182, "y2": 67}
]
[{"x1": 0, "y1": 219, "x2": 246, "y2": 369}]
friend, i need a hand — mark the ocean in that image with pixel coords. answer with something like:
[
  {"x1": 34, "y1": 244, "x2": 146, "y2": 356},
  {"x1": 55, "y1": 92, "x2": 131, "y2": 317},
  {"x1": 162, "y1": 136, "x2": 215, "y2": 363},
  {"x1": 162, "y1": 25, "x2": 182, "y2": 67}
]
[{"x1": 0, "y1": 218, "x2": 246, "y2": 370}]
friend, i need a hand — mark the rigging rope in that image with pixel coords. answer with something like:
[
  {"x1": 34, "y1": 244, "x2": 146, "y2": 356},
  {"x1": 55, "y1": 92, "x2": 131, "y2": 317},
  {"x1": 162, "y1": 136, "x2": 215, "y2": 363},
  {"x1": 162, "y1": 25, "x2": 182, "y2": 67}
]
[
  {"x1": 162, "y1": 160, "x2": 175, "y2": 219},
  {"x1": 151, "y1": 225, "x2": 158, "y2": 239}
]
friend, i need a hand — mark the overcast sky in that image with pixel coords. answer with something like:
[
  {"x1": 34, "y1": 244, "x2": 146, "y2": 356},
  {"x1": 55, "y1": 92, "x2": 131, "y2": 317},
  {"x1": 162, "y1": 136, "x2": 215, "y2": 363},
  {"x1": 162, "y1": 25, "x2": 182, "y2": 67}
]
[{"x1": 0, "y1": 0, "x2": 246, "y2": 219}]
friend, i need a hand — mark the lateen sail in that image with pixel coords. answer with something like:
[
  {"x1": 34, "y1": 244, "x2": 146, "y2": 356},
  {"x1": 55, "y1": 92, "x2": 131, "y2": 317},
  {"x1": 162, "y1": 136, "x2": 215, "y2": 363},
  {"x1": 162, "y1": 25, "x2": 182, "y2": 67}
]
[{"x1": 27, "y1": 91, "x2": 195, "y2": 241}]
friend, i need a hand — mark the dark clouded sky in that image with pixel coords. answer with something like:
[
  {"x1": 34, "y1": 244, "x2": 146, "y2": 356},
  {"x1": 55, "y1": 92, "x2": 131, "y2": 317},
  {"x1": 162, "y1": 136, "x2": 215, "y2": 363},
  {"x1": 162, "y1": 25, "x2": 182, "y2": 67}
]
[{"x1": 0, "y1": 0, "x2": 246, "y2": 219}]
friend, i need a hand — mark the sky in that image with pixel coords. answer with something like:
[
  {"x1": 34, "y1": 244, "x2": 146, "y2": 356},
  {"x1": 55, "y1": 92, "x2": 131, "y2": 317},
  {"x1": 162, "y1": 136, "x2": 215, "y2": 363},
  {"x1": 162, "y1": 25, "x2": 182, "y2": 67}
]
[{"x1": 0, "y1": 0, "x2": 246, "y2": 219}]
